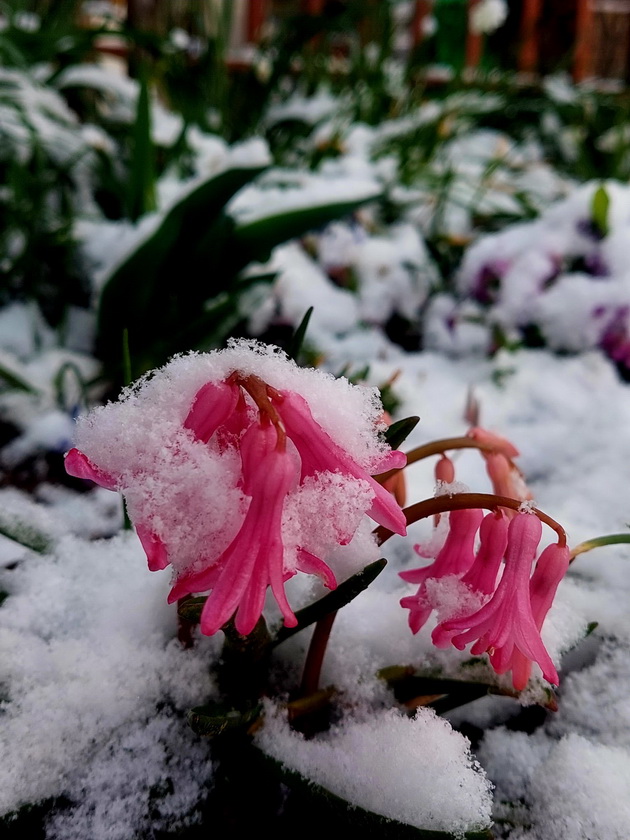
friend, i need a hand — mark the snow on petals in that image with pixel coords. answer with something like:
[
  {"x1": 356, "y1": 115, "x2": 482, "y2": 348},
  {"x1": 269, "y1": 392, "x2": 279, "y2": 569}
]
[
  {"x1": 429, "y1": 512, "x2": 568, "y2": 690},
  {"x1": 64, "y1": 340, "x2": 406, "y2": 635}
]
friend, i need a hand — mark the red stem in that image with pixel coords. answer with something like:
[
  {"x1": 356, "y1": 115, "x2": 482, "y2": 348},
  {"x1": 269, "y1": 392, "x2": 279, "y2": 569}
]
[
  {"x1": 374, "y1": 492, "x2": 567, "y2": 547},
  {"x1": 299, "y1": 611, "x2": 337, "y2": 697}
]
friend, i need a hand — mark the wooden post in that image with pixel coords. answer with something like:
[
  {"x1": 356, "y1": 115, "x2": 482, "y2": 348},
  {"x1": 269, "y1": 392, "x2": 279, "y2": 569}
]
[
  {"x1": 411, "y1": 0, "x2": 433, "y2": 46},
  {"x1": 573, "y1": 0, "x2": 594, "y2": 82},
  {"x1": 246, "y1": 0, "x2": 267, "y2": 43},
  {"x1": 465, "y1": 0, "x2": 483, "y2": 69},
  {"x1": 518, "y1": 0, "x2": 543, "y2": 74}
]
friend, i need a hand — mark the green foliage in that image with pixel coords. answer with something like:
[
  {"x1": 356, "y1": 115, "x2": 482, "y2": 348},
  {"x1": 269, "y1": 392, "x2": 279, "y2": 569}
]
[
  {"x1": 127, "y1": 71, "x2": 157, "y2": 221},
  {"x1": 383, "y1": 416, "x2": 420, "y2": 450},
  {"x1": 0, "y1": 510, "x2": 52, "y2": 554},
  {"x1": 591, "y1": 183, "x2": 610, "y2": 239},
  {"x1": 96, "y1": 164, "x2": 381, "y2": 386}
]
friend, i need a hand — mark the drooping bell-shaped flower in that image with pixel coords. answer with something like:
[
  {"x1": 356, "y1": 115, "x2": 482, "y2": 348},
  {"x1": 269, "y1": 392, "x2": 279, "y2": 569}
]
[
  {"x1": 432, "y1": 512, "x2": 562, "y2": 689},
  {"x1": 168, "y1": 420, "x2": 309, "y2": 635},
  {"x1": 400, "y1": 508, "x2": 484, "y2": 633},
  {"x1": 271, "y1": 388, "x2": 407, "y2": 536},
  {"x1": 65, "y1": 340, "x2": 406, "y2": 637},
  {"x1": 509, "y1": 540, "x2": 570, "y2": 690},
  {"x1": 468, "y1": 427, "x2": 532, "y2": 506}
]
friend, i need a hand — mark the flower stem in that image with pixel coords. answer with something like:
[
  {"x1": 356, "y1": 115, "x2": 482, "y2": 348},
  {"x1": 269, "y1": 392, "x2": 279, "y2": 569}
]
[
  {"x1": 374, "y1": 492, "x2": 567, "y2": 547},
  {"x1": 374, "y1": 436, "x2": 504, "y2": 484},
  {"x1": 232, "y1": 373, "x2": 287, "y2": 449},
  {"x1": 299, "y1": 611, "x2": 337, "y2": 697},
  {"x1": 570, "y1": 532, "x2": 630, "y2": 560}
]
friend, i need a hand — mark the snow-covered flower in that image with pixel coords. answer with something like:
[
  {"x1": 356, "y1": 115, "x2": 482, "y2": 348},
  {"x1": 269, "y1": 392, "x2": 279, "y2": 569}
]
[
  {"x1": 400, "y1": 508, "x2": 484, "y2": 633},
  {"x1": 65, "y1": 341, "x2": 407, "y2": 635},
  {"x1": 469, "y1": 0, "x2": 508, "y2": 36},
  {"x1": 430, "y1": 512, "x2": 569, "y2": 690}
]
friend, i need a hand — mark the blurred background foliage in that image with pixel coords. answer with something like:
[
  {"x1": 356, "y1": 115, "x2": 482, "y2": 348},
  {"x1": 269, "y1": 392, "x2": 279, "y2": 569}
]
[{"x1": 1, "y1": 0, "x2": 630, "y2": 390}]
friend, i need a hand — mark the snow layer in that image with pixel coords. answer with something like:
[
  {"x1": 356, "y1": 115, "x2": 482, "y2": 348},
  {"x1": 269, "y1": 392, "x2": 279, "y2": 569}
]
[
  {"x1": 0, "y1": 533, "x2": 217, "y2": 837},
  {"x1": 256, "y1": 703, "x2": 494, "y2": 836}
]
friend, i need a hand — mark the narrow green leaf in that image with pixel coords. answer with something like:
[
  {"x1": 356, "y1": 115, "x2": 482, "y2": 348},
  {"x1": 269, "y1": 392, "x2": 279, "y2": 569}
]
[
  {"x1": 233, "y1": 193, "x2": 382, "y2": 266},
  {"x1": 0, "y1": 514, "x2": 52, "y2": 554},
  {"x1": 591, "y1": 183, "x2": 610, "y2": 238},
  {"x1": 288, "y1": 306, "x2": 313, "y2": 361},
  {"x1": 96, "y1": 165, "x2": 266, "y2": 383},
  {"x1": 121, "y1": 328, "x2": 132, "y2": 389},
  {"x1": 127, "y1": 70, "x2": 156, "y2": 221},
  {"x1": 273, "y1": 558, "x2": 387, "y2": 646},
  {"x1": 384, "y1": 416, "x2": 420, "y2": 450},
  {"x1": 571, "y1": 532, "x2": 630, "y2": 559},
  {"x1": 0, "y1": 359, "x2": 40, "y2": 395},
  {"x1": 53, "y1": 362, "x2": 87, "y2": 411}
]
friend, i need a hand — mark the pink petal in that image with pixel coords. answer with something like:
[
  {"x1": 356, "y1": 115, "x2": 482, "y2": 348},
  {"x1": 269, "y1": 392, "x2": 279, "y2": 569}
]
[
  {"x1": 274, "y1": 390, "x2": 407, "y2": 536},
  {"x1": 461, "y1": 511, "x2": 509, "y2": 594},
  {"x1": 64, "y1": 448, "x2": 118, "y2": 491},
  {"x1": 372, "y1": 449, "x2": 407, "y2": 472},
  {"x1": 136, "y1": 524, "x2": 169, "y2": 571},
  {"x1": 296, "y1": 548, "x2": 337, "y2": 590},
  {"x1": 184, "y1": 380, "x2": 239, "y2": 443}
]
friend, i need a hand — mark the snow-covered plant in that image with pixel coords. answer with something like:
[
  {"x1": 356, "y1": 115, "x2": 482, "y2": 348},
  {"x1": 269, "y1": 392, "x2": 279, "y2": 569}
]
[
  {"x1": 56, "y1": 337, "x2": 596, "y2": 836},
  {"x1": 438, "y1": 180, "x2": 630, "y2": 378}
]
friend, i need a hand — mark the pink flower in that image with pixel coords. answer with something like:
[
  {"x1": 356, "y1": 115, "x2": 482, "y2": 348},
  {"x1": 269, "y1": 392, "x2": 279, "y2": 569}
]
[
  {"x1": 65, "y1": 344, "x2": 406, "y2": 637},
  {"x1": 431, "y1": 513, "x2": 563, "y2": 689},
  {"x1": 509, "y1": 540, "x2": 570, "y2": 690},
  {"x1": 400, "y1": 508, "x2": 483, "y2": 633},
  {"x1": 460, "y1": 511, "x2": 508, "y2": 595},
  {"x1": 468, "y1": 427, "x2": 532, "y2": 507},
  {"x1": 271, "y1": 389, "x2": 407, "y2": 536},
  {"x1": 168, "y1": 420, "x2": 307, "y2": 635}
]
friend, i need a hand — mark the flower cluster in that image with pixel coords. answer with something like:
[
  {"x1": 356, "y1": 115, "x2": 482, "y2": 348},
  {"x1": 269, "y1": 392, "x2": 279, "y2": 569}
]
[
  {"x1": 65, "y1": 341, "x2": 407, "y2": 636},
  {"x1": 401, "y1": 506, "x2": 569, "y2": 690}
]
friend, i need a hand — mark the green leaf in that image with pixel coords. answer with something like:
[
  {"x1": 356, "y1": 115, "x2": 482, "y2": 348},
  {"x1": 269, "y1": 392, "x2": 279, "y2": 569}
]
[
  {"x1": 232, "y1": 192, "x2": 382, "y2": 266},
  {"x1": 591, "y1": 183, "x2": 610, "y2": 238},
  {"x1": 288, "y1": 306, "x2": 314, "y2": 362},
  {"x1": 53, "y1": 361, "x2": 87, "y2": 411},
  {"x1": 96, "y1": 164, "x2": 266, "y2": 382},
  {"x1": 383, "y1": 416, "x2": 420, "y2": 450},
  {"x1": 379, "y1": 669, "x2": 492, "y2": 715},
  {"x1": 273, "y1": 558, "x2": 387, "y2": 646},
  {"x1": 0, "y1": 357, "x2": 40, "y2": 395},
  {"x1": 256, "y1": 749, "x2": 492, "y2": 839},
  {"x1": 187, "y1": 701, "x2": 262, "y2": 738},
  {"x1": 127, "y1": 71, "x2": 156, "y2": 221},
  {"x1": 0, "y1": 513, "x2": 52, "y2": 554}
]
